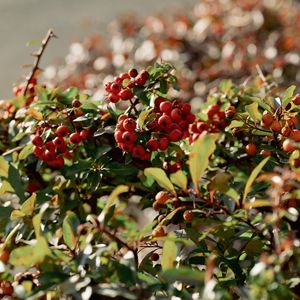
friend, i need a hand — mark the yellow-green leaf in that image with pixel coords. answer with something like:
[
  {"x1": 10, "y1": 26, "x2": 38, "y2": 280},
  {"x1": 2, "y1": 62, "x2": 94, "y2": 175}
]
[
  {"x1": 10, "y1": 210, "x2": 26, "y2": 220},
  {"x1": 19, "y1": 143, "x2": 34, "y2": 160},
  {"x1": 21, "y1": 193, "x2": 36, "y2": 215},
  {"x1": 161, "y1": 233, "x2": 177, "y2": 271},
  {"x1": 244, "y1": 199, "x2": 272, "y2": 209},
  {"x1": 282, "y1": 85, "x2": 296, "y2": 109},
  {"x1": 170, "y1": 170, "x2": 187, "y2": 191},
  {"x1": 144, "y1": 168, "x2": 175, "y2": 194},
  {"x1": 63, "y1": 211, "x2": 80, "y2": 250},
  {"x1": 207, "y1": 173, "x2": 231, "y2": 193},
  {"x1": 245, "y1": 102, "x2": 261, "y2": 123},
  {"x1": 0, "y1": 180, "x2": 14, "y2": 195},
  {"x1": 243, "y1": 156, "x2": 270, "y2": 202},
  {"x1": 188, "y1": 133, "x2": 219, "y2": 195},
  {"x1": 0, "y1": 157, "x2": 9, "y2": 177}
]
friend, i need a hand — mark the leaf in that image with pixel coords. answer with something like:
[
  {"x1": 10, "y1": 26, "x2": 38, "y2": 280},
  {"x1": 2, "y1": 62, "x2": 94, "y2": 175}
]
[
  {"x1": 98, "y1": 185, "x2": 129, "y2": 222},
  {"x1": 207, "y1": 173, "x2": 231, "y2": 193},
  {"x1": 137, "y1": 108, "x2": 152, "y2": 129},
  {"x1": 8, "y1": 164, "x2": 26, "y2": 201},
  {"x1": 9, "y1": 237, "x2": 51, "y2": 267},
  {"x1": 219, "y1": 79, "x2": 232, "y2": 94},
  {"x1": 32, "y1": 203, "x2": 48, "y2": 239},
  {"x1": 170, "y1": 170, "x2": 187, "y2": 191},
  {"x1": 228, "y1": 120, "x2": 244, "y2": 130},
  {"x1": 10, "y1": 210, "x2": 26, "y2": 221},
  {"x1": 63, "y1": 211, "x2": 80, "y2": 250},
  {"x1": 21, "y1": 193, "x2": 36, "y2": 215},
  {"x1": 161, "y1": 267, "x2": 204, "y2": 286},
  {"x1": 244, "y1": 199, "x2": 272, "y2": 209},
  {"x1": 245, "y1": 102, "x2": 261, "y2": 123},
  {"x1": 27, "y1": 108, "x2": 43, "y2": 120},
  {"x1": 243, "y1": 156, "x2": 270, "y2": 202},
  {"x1": 144, "y1": 168, "x2": 175, "y2": 195},
  {"x1": 188, "y1": 133, "x2": 219, "y2": 195},
  {"x1": 282, "y1": 85, "x2": 296, "y2": 109},
  {"x1": 161, "y1": 233, "x2": 177, "y2": 271},
  {"x1": 19, "y1": 143, "x2": 34, "y2": 160},
  {"x1": 0, "y1": 157, "x2": 9, "y2": 177},
  {"x1": 0, "y1": 180, "x2": 14, "y2": 195}
]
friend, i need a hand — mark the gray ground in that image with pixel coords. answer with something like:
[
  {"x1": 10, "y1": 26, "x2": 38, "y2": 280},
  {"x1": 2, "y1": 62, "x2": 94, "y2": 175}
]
[{"x1": 0, "y1": 0, "x2": 197, "y2": 98}]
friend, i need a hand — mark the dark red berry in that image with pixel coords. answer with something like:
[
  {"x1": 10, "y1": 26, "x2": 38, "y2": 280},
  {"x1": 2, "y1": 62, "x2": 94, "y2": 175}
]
[
  {"x1": 111, "y1": 83, "x2": 121, "y2": 94},
  {"x1": 119, "y1": 89, "x2": 133, "y2": 100},
  {"x1": 69, "y1": 132, "x2": 81, "y2": 144},
  {"x1": 32, "y1": 135, "x2": 43, "y2": 147},
  {"x1": 146, "y1": 139, "x2": 159, "y2": 151},
  {"x1": 53, "y1": 137, "x2": 65, "y2": 147},
  {"x1": 72, "y1": 99, "x2": 81, "y2": 107},
  {"x1": 56, "y1": 125, "x2": 69, "y2": 137},
  {"x1": 128, "y1": 68, "x2": 138, "y2": 78},
  {"x1": 80, "y1": 129, "x2": 90, "y2": 140},
  {"x1": 45, "y1": 141, "x2": 55, "y2": 152},
  {"x1": 158, "y1": 114, "x2": 172, "y2": 130},
  {"x1": 169, "y1": 129, "x2": 182, "y2": 142},
  {"x1": 159, "y1": 137, "x2": 169, "y2": 151},
  {"x1": 108, "y1": 92, "x2": 119, "y2": 103},
  {"x1": 122, "y1": 131, "x2": 136, "y2": 144},
  {"x1": 123, "y1": 118, "x2": 136, "y2": 132},
  {"x1": 132, "y1": 145, "x2": 145, "y2": 158},
  {"x1": 160, "y1": 101, "x2": 173, "y2": 114}
]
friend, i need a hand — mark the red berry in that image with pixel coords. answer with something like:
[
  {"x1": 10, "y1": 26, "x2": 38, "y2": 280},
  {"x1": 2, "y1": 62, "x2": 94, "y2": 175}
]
[
  {"x1": 186, "y1": 113, "x2": 196, "y2": 124},
  {"x1": 119, "y1": 142, "x2": 134, "y2": 152},
  {"x1": 262, "y1": 111, "x2": 274, "y2": 126},
  {"x1": 56, "y1": 143, "x2": 67, "y2": 153},
  {"x1": 155, "y1": 191, "x2": 170, "y2": 204},
  {"x1": 142, "y1": 151, "x2": 151, "y2": 161},
  {"x1": 183, "y1": 210, "x2": 194, "y2": 222},
  {"x1": 119, "y1": 89, "x2": 133, "y2": 100},
  {"x1": 128, "y1": 68, "x2": 138, "y2": 78},
  {"x1": 170, "y1": 108, "x2": 182, "y2": 121},
  {"x1": 108, "y1": 92, "x2": 119, "y2": 103},
  {"x1": 140, "y1": 70, "x2": 149, "y2": 81},
  {"x1": 114, "y1": 130, "x2": 124, "y2": 143},
  {"x1": 123, "y1": 118, "x2": 136, "y2": 132},
  {"x1": 217, "y1": 111, "x2": 225, "y2": 120},
  {"x1": 122, "y1": 131, "x2": 136, "y2": 144},
  {"x1": 132, "y1": 145, "x2": 145, "y2": 158},
  {"x1": 45, "y1": 141, "x2": 55, "y2": 152},
  {"x1": 159, "y1": 101, "x2": 173, "y2": 114},
  {"x1": 118, "y1": 114, "x2": 128, "y2": 123},
  {"x1": 289, "y1": 129, "x2": 300, "y2": 142},
  {"x1": 53, "y1": 137, "x2": 65, "y2": 148},
  {"x1": 56, "y1": 125, "x2": 69, "y2": 137},
  {"x1": 104, "y1": 82, "x2": 112, "y2": 92},
  {"x1": 146, "y1": 139, "x2": 159, "y2": 151},
  {"x1": 114, "y1": 77, "x2": 122, "y2": 84},
  {"x1": 154, "y1": 97, "x2": 165, "y2": 108},
  {"x1": 207, "y1": 105, "x2": 219, "y2": 119},
  {"x1": 169, "y1": 129, "x2": 182, "y2": 142},
  {"x1": 246, "y1": 143, "x2": 257, "y2": 156},
  {"x1": 80, "y1": 129, "x2": 90, "y2": 140},
  {"x1": 283, "y1": 139, "x2": 296, "y2": 152},
  {"x1": 159, "y1": 137, "x2": 169, "y2": 151},
  {"x1": 72, "y1": 99, "x2": 81, "y2": 107},
  {"x1": 44, "y1": 150, "x2": 56, "y2": 161},
  {"x1": 69, "y1": 132, "x2": 81, "y2": 144},
  {"x1": 32, "y1": 135, "x2": 43, "y2": 147},
  {"x1": 120, "y1": 72, "x2": 130, "y2": 81},
  {"x1": 111, "y1": 83, "x2": 121, "y2": 94},
  {"x1": 158, "y1": 114, "x2": 172, "y2": 130},
  {"x1": 34, "y1": 146, "x2": 44, "y2": 158},
  {"x1": 182, "y1": 103, "x2": 191, "y2": 114},
  {"x1": 150, "y1": 252, "x2": 159, "y2": 261},
  {"x1": 196, "y1": 122, "x2": 209, "y2": 132}
]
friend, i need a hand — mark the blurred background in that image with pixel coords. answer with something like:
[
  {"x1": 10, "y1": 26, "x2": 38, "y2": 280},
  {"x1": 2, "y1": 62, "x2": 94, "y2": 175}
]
[{"x1": 0, "y1": 0, "x2": 197, "y2": 98}]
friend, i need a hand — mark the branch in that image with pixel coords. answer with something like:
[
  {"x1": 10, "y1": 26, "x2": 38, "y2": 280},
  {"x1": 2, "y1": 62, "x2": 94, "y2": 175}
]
[{"x1": 23, "y1": 29, "x2": 57, "y2": 96}]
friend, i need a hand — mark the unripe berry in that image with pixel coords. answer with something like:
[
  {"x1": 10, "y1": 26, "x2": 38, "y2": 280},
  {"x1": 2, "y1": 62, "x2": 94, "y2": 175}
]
[
  {"x1": 146, "y1": 139, "x2": 159, "y2": 151},
  {"x1": 169, "y1": 129, "x2": 182, "y2": 142},
  {"x1": 69, "y1": 132, "x2": 81, "y2": 144},
  {"x1": 56, "y1": 125, "x2": 69, "y2": 137},
  {"x1": 155, "y1": 191, "x2": 170, "y2": 204},
  {"x1": 122, "y1": 131, "x2": 136, "y2": 144},
  {"x1": 132, "y1": 145, "x2": 145, "y2": 158},
  {"x1": 152, "y1": 226, "x2": 166, "y2": 238},
  {"x1": 262, "y1": 111, "x2": 274, "y2": 127},
  {"x1": 170, "y1": 108, "x2": 182, "y2": 122},
  {"x1": 289, "y1": 129, "x2": 300, "y2": 142},
  {"x1": 270, "y1": 120, "x2": 281, "y2": 132},
  {"x1": 32, "y1": 135, "x2": 43, "y2": 147},
  {"x1": 159, "y1": 101, "x2": 173, "y2": 114},
  {"x1": 159, "y1": 137, "x2": 169, "y2": 151},
  {"x1": 128, "y1": 68, "x2": 138, "y2": 78},
  {"x1": 123, "y1": 118, "x2": 136, "y2": 132},
  {"x1": 183, "y1": 210, "x2": 194, "y2": 222},
  {"x1": 283, "y1": 139, "x2": 296, "y2": 152},
  {"x1": 246, "y1": 143, "x2": 257, "y2": 156}
]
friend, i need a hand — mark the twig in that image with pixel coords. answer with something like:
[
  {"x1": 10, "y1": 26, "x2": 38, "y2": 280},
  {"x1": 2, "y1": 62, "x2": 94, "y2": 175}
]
[{"x1": 23, "y1": 29, "x2": 57, "y2": 96}]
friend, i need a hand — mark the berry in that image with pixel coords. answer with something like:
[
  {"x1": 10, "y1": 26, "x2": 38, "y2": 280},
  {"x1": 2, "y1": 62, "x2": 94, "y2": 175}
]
[
  {"x1": 114, "y1": 130, "x2": 124, "y2": 143},
  {"x1": 123, "y1": 118, "x2": 136, "y2": 132},
  {"x1": 74, "y1": 108, "x2": 84, "y2": 117},
  {"x1": 44, "y1": 150, "x2": 56, "y2": 161},
  {"x1": 169, "y1": 129, "x2": 182, "y2": 142},
  {"x1": 283, "y1": 139, "x2": 296, "y2": 152},
  {"x1": 152, "y1": 200, "x2": 162, "y2": 211},
  {"x1": 270, "y1": 120, "x2": 281, "y2": 132},
  {"x1": 111, "y1": 83, "x2": 121, "y2": 94},
  {"x1": 183, "y1": 210, "x2": 194, "y2": 222},
  {"x1": 32, "y1": 135, "x2": 43, "y2": 147},
  {"x1": 281, "y1": 126, "x2": 291, "y2": 136},
  {"x1": 150, "y1": 252, "x2": 160, "y2": 261},
  {"x1": 69, "y1": 132, "x2": 81, "y2": 144},
  {"x1": 104, "y1": 82, "x2": 112, "y2": 92},
  {"x1": 142, "y1": 151, "x2": 151, "y2": 161},
  {"x1": 45, "y1": 141, "x2": 55, "y2": 152},
  {"x1": 108, "y1": 93, "x2": 119, "y2": 103},
  {"x1": 119, "y1": 89, "x2": 133, "y2": 100},
  {"x1": 186, "y1": 113, "x2": 196, "y2": 124},
  {"x1": 262, "y1": 111, "x2": 274, "y2": 126},
  {"x1": 152, "y1": 226, "x2": 166, "y2": 238},
  {"x1": 289, "y1": 129, "x2": 300, "y2": 142},
  {"x1": 34, "y1": 146, "x2": 44, "y2": 158},
  {"x1": 159, "y1": 137, "x2": 169, "y2": 151},
  {"x1": 207, "y1": 105, "x2": 219, "y2": 119},
  {"x1": 287, "y1": 116, "x2": 297, "y2": 127},
  {"x1": 140, "y1": 70, "x2": 149, "y2": 81},
  {"x1": 158, "y1": 114, "x2": 172, "y2": 129},
  {"x1": 120, "y1": 142, "x2": 134, "y2": 152},
  {"x1": 293, "y1": 95, "x2": 300, "y2": 105},
  {"x1": 260, "y1": 149, "x2": 272, "y2": 156},
  {"x1": 159, "y1": 101, "x2": 173, "y2": 114},
  {"x1": 182, "y1": 103, "x2": 191, "y2": 114},
  {"x1": 0, "y1": 248, "x2": 10, "y2": 263},
  {"x1": 0, "y1": 280, "x2": 13, "y2": 296},
  {"x1": 132, "y1": 145, "x2": 145, "y2": 158},
  {"x1": 128, "y1": 68, "x2": 138, "y2": 78},
  {"x1": 170, "y1": 108, "x2": 182, "y2": 122},
  {"x1": 155, "y1": 191, "x2": 170, "y2": 204},
  {"x1": 122, "y1": 131, "x2": 136, "y2": 144},
  {"x1": 225, "y1": 106, "x2": 236, "y2": 118},
  {"x1": 146, "y1": 139, "x2": 159, "y2": 151},
  {"x1": 72, "y1": 99, "x2": 81, "y2": 107},
  {"x1": 56, "y1": 125, "x2": 69, "y2": 137},
  {"x1": 53, "y1": 136, "x2": 65, "y2": 148},
  {"x1": 246, "y1": 143, "x2": 257, "y2": 156},
  {"x1": 120, "y1": 72, "x2": 130, "y2": 81},
  {"x1": 80, "y1": 129, "x2": 90, "y2": 140},
  {"x1": 154, "y1": 97, "x2": 165, "y2": 108}
]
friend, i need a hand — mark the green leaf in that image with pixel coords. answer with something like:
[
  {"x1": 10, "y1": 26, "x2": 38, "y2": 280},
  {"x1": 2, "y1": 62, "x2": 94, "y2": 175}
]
[
  {"x1": 245, "y1": 102, "x2": 261, "y2": 122},
  {"x1": 243, "y1": 156, "x2": 270, "y2": 202},
  {"x1": 161, "y1": 233, "x2": 177, "y2": 271},
  {"x1": 18, "y1": 143, "x2": 34, "y2": 160},
  {"x1": 138, "y1": 108, "x2": 152, "y2": 129},
  {"x1": 0, "y1": 180, "x2": 14, "y2": 195},
  {"x1": 63, "y1": 211, "x2": 80, "y2": 250},
  {"x1": 219, "y1": 79, "x2": 232, "y2": 94},
  {"x1": 10, "y1": 210, "x2": 26, "y2": 221},
  {"x1": 0, "y1": 157, "x2": 9, "y2": 177},
  {"x1": 9, "y1": 237, "x2": 51, "y2": 267},
  {"x1": 161, "y1": 267, "x2": 204, "y2": 286},
  {"x1": 188, "y1": 133, "x2": 219, "y2": 195},
  {"x1": 21, "y1": 193, "x2": 36, "y2": 215},
  {"x1": 282, "y1": 85, "x2": 296, "y2": 109},
  {"x1": 98, "y1": 185, "x2": 129, "y2": 222},
  {"x1": 144, "y1": 168, "x2": 175, "y2": 195},
  {"x1": 228, "y1": 120, "x2": 244, "y2": 130},
  {"x1": 170, "y1": 170, "x2": 187, "y2": 191},
  {"x1": 8, "y1": 163, "x2": 26, "y2": 201}
]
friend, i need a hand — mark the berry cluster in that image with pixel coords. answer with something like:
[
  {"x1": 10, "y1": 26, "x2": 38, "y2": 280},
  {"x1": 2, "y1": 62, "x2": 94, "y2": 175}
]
[
  {"x1": 13, "y1": 77, "x2": 38, "y2": 105},
  {"x1": 32, "y1": 124, "x2": 90, "y2": 167},
  {"x1": 114, "y1": 98, "x2": 195, "y2": 160},
  {"x1": 189, "y1": 104, "x2": 229, "y2": 143},
  {"x1": 105, "y1": 69, "x2": 149, "y2": 103}
]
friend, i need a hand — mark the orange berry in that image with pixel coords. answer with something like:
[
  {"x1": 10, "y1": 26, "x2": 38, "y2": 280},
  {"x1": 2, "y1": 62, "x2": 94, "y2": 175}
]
[
  {"x1": 293, "y1": 96, "x2": 300, "y2": 105},
  {"x1": 289, "y1": 129, "x2": 300, "y2": 142},
  {"x1": 152, "y1": 227, "x2": 166, "y2": 238},
  {"x1": 281, "y1": 126, "x2": 291, "y2": 137},
  {"x1": 260, "y1": 149, "x2": 272, "y2": 156},
  {"x1": 183, "y1": 210, "x2": 194, "y2": 222},
  {"x1": 0, "y1": 248, "x2": 10, "y2": 263},
  {"x1": 246, "y1": 143, "x2": 257, "y2": 156},
  {"x1": 155, "y1": 191, "x2": 170, "y2": 205},
  {"x1": 270, "y1": 120, "x2": 281, "y2": 132},
  {"x1": 262, "y1": 111, "x2": 274, "y2": 127},
  {"x1": 283, "y1": 139, "x2": 296, "y2": 152}
]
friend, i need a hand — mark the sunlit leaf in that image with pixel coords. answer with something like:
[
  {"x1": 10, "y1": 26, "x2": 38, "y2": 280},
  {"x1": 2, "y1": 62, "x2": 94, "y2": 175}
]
[
  {"x1": 170, "y1": 170, "x2": 187, "y2": 191},
  {"x1": 282, "y1": 85, "x2": 296, "y2": 109},
  {"x1": 161, "y1": 233, "x2": 177, "y2": 271},
  {"x1": 245, "y1": 102, "x2": 261, "y2": 122},
  {"x1": 0, "y1": 157, "x2": 9, "y2": 177},
  {"x1": 144, "y1": 168, "x2": 175, "y2": 194},
  {"x1": 63, "y1": 211, "x2": 80, "y2": 250}
]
